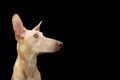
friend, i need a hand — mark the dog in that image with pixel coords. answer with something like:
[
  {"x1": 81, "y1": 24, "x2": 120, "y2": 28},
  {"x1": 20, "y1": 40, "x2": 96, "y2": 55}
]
[{"x1": 11, "y1": 14, "x2": 63, "y2": 80}]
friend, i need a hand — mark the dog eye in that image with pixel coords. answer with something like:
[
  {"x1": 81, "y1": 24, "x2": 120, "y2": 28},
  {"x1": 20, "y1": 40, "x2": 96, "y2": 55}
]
[{"x1": 33, "y1": 34, "x2": 39, "y2": 38}]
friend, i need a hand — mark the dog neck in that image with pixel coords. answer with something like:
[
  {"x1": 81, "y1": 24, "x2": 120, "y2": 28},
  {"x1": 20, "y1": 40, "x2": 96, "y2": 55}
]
[
  {"x1": 16, "y1": 42, "x2": 38, "y2": 68},
  {"x1": 12, "y1": 42, "x2": 40, "y2": 80}
]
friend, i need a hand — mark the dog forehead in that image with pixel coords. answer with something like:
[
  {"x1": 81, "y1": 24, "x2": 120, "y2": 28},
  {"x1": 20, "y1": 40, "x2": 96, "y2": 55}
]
[{"x1": 25, "y1": 30, "x2": 43, "y2": 37}]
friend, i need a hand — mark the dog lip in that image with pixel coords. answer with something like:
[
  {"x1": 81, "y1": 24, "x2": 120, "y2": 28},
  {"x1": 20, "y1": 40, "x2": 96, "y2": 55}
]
[
  {"x1": 56, "y1": 44, "x2": 63, "y2": 51},
  {"x1": 37, "y1": 52, "x2": 44, "y2": 54}
]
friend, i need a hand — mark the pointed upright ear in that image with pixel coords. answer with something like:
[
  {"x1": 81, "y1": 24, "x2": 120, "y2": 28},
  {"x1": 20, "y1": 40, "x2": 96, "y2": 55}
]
[
  {"x1": 12, "y1": 14, "x2": 26, "y2": 41},
  {"x1": 33, "y1": 21, "x2": 42, "y2": 31}
]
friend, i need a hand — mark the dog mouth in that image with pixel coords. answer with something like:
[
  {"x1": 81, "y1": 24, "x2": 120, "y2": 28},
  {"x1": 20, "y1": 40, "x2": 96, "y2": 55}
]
[{"x1": 35, "y1": 42, "x2": 63, "y2": 54}]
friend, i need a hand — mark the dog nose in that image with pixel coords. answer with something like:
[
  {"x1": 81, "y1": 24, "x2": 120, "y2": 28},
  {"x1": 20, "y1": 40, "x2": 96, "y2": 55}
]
[{"x1": 56, "y1": 41, "x2": 63, "y2": 48}]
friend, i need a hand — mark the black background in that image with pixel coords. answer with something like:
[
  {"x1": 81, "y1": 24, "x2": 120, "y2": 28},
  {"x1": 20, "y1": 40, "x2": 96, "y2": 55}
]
[
  {"x1": 0, "y1": 1, "x2": 105, "y2": 80},
  {"x1": 0, "y1": 1, "x2": 66, "y2": 80}
]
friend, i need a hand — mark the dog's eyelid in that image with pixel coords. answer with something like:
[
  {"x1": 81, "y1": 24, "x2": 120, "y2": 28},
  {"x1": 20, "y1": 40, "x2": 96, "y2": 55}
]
[{"x1": 33, "y1": 33, "x2": 39, "y2": 38}]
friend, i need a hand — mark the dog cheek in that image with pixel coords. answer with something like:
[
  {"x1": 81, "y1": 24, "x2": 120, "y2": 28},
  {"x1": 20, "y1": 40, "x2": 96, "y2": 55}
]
[
  {"x1": 26, "y1": 38, "x2": 38, "y2": 47},
  {"x1": 31, "y1": 42, "x2": 41, "y2": 53}
]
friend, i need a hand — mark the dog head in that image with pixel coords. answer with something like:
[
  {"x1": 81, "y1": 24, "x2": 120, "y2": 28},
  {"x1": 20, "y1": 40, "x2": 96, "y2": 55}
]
[{"x1": 12, "y1": 14, "x2": 63, "y2": 54}]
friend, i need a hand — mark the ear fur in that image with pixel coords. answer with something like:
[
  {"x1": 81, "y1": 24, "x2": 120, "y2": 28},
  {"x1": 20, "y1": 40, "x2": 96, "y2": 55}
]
[
  {"x1": 12, "y1": 14, "x2": 26, "y2": 41},
  {"x1": 33, "y1": 21, "x2": 42, "y2": 31}
]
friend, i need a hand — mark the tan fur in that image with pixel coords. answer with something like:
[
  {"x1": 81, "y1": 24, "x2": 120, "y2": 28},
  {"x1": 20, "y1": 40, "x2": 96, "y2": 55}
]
[{"x1": 11, "y1": 14, "x2": 63, "y2": 80}]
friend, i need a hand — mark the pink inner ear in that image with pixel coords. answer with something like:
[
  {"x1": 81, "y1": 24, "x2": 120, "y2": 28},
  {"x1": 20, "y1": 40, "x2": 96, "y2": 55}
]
[
  {"x1": 12, "y1": 14, "x2": 26, "y2": 35},
  {"x1": 14, "y1": 21, "x2": 25, "y2": 34},
  {"x1": 12, "y1": 16, "x2": 25, "y2": 35}
]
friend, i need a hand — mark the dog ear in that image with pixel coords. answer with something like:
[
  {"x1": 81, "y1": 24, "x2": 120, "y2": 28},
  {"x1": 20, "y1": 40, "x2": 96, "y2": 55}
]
[
  {"x1": 12, "y1": 14, "x2": 26, "y2": 41},
  {"x1": 33, "y1": 21, "x2": 42, "y2": 31}
]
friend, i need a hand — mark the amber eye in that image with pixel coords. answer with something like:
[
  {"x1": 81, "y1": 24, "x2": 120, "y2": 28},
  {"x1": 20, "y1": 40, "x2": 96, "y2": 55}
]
[{"x1": 33, "y1": 34, "x2": 39, "y2": 38}]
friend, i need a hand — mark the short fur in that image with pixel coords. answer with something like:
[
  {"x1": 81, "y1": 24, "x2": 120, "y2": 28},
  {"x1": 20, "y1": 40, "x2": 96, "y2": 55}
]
[{"x1": 11, "y1": 14, "x2": 63, "y2": 80}]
